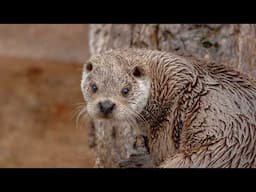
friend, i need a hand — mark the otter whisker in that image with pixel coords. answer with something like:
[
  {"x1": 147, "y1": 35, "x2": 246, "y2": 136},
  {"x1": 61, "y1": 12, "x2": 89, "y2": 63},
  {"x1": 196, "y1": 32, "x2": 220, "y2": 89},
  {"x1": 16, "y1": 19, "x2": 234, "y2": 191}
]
[
  {"x1": 129, "y1": 107, "x2": 147, "y2": 123},
  {"x1": 121, "y1": 106, "x2": 147, "y2": 137},
  {"x1": 123, "y1": 103, "x2": 147, "y2": 124},
  {"x1": 125, "y1": 113, "x2": 141, "y2": 136},
  {"x1": 74, "y1": 106, "x2": 88, "y2": 129},
  {"x1": 72, "y1": 103, "x2": 85, "y2": 118},
  {"x1": 72, "y1": 108, "x2": 84, "y2": 120}
]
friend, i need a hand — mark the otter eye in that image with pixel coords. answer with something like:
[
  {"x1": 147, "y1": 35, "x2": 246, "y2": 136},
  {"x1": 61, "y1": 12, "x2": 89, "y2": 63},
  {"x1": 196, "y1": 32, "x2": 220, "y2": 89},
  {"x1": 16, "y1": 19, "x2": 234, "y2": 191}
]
[
  {"x1": 121, "y1": 87, "x2": 129, "y2": 97},
  {"x1": 91, "y1": 83, "x2": 98, "y2": 93},
  {"x1": 86, "y1": 62, "x2": 93, "y2": 72}
]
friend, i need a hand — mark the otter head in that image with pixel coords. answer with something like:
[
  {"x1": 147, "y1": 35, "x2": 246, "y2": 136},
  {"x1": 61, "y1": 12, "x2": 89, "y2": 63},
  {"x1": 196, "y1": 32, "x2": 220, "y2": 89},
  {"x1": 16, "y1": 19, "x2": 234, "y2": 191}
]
[{"x1": 81, "y1": 52, "x2": 151, "y2": 123}]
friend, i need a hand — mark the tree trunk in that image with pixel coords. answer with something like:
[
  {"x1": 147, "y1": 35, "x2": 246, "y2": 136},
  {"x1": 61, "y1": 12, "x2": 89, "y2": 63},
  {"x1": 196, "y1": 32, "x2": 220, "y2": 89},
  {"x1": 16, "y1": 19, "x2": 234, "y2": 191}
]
[
  {"x1": 88, "y1": 24, "x2": 256, "y2": 167},
  {"x1": 89, "y1": 24, "x2": 256, "y2": 78}
]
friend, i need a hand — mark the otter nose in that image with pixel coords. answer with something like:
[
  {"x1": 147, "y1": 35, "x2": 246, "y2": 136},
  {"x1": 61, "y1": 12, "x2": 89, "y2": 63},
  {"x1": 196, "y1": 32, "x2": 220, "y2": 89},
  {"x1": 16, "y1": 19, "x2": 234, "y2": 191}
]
[{"x1": 98, "y1": 100, "x2": 116, "y2": 114}]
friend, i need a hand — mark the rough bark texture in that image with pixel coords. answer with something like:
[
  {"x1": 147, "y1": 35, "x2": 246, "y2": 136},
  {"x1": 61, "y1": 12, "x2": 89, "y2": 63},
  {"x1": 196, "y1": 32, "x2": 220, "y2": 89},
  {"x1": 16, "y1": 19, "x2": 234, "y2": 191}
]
[
  {"x1": 88, "y1": 24, "x2": 256, "y2": 167},
  {"x1": 89, "y1": 24, "x2": 256, "y2": 78}
]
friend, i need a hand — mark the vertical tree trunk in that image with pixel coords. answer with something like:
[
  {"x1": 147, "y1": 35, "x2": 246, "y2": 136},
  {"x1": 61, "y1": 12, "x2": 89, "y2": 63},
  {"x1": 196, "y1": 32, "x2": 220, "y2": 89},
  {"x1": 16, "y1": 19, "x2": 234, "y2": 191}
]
[
  {"x1": 89, "y1": 24, "x2": 256, "y2": 78},
  {"x1": 88, "y1": 24, "x2": 256, "y2": 167}
]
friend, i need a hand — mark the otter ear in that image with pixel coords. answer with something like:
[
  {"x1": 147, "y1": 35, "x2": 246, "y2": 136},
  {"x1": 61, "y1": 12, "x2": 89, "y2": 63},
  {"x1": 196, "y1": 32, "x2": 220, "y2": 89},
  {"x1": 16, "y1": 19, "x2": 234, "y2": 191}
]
[
  {"x1": 132, "y1": 66, "x2": 145, "y2": 78},
  {"x1": 85, "y1": 61, "x2": 93, "y2": 72}
]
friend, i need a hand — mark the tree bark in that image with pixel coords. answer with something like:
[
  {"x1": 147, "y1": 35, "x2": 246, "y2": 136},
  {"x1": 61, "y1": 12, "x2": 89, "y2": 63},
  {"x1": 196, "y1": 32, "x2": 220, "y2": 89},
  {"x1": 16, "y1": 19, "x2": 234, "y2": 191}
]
[{"x1": 89, "y1": 24, "x2": 256, "y2": 78}]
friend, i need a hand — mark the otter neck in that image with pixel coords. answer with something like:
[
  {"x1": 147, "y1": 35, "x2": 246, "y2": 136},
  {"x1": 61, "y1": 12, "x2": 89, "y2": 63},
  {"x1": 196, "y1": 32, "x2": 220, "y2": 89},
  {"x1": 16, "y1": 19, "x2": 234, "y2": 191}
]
[
  {"x1": 144, "y1": 54, "x2": 198, "y2": 129},
  {"x1": 141, "y1": 54, "x2": 204, "y2": 164}
]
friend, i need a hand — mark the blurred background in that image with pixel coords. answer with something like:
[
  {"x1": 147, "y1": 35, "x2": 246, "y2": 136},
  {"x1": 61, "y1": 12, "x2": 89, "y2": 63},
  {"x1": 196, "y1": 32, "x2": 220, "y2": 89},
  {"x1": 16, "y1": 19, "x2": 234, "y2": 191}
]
[{"x1": 0, "y1": 24, "x2": 95, "y2": 167}]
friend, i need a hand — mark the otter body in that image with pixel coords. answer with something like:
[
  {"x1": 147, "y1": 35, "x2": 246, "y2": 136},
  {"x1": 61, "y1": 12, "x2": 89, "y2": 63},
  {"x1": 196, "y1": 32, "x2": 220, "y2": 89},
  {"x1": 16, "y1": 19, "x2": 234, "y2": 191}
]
[{"x1": 81, "y1": 49, "x2": 256, "y2": 168}]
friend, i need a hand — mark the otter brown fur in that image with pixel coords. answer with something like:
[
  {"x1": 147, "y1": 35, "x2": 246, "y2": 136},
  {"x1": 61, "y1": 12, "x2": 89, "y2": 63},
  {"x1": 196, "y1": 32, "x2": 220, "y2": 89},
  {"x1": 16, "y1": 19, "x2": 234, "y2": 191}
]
[{"x1": 80, "y1": 48, "x2": 256, "y2": 168}]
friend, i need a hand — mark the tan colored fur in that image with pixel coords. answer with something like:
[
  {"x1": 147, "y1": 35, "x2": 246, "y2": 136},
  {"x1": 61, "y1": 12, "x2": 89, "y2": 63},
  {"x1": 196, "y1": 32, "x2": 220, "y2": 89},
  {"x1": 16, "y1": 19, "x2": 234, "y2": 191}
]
[{"x1": 81, "y1": 48, "x2": 256, "y2": 168}]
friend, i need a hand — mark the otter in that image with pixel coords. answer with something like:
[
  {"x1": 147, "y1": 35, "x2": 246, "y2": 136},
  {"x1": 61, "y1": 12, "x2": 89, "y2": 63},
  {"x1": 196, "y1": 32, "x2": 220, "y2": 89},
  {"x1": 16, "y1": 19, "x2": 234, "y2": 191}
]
[{"x1": 80, "y1": 48, "x2": 256, "y2": 168}]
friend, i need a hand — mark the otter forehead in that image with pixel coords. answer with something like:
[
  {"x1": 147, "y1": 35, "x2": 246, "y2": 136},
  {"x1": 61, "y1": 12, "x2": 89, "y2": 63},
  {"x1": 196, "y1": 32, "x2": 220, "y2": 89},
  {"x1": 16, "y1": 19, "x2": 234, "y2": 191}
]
[{"x1": 92, "y1": 65, "x2": 131, "y2": 88}]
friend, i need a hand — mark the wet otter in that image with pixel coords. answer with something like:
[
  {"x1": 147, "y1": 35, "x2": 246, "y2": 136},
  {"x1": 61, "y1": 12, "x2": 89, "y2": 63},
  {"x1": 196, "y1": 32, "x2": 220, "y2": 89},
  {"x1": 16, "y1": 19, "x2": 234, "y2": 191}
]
[{"x1": 80, "y1": 48, "x2": 256, "y2": 168}]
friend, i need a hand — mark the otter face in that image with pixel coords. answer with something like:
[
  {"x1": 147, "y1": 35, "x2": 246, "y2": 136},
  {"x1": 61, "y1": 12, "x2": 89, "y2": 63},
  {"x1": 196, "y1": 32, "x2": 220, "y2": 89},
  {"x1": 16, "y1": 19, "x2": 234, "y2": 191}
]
[{"x1": 81, "y1": 54, "x2": 151, "y2": 123}]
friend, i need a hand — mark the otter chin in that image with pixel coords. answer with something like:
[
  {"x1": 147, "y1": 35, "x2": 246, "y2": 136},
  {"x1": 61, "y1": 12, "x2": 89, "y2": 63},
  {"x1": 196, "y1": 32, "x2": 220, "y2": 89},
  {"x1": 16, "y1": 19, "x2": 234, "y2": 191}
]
[{"x1": 81, "y1": 48, "x2": 256, "y2": 168}]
